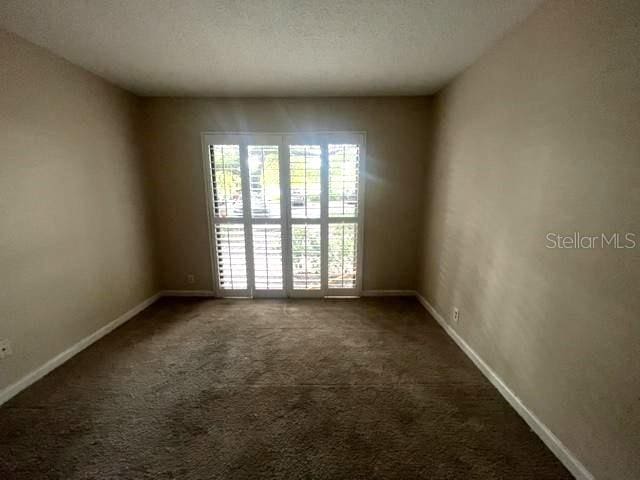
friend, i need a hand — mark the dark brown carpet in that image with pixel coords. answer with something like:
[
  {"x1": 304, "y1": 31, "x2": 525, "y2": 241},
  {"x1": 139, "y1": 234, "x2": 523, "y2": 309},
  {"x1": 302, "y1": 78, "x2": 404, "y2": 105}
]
[{"x1": 0, "y1": 297, "x2": 572, "y2": 479}]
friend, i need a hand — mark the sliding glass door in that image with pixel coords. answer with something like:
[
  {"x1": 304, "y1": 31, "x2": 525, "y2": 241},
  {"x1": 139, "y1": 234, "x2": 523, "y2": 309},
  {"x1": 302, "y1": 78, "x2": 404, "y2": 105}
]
[{"x1": 203, "y1": 132, "x2": 364, "y2": 298}]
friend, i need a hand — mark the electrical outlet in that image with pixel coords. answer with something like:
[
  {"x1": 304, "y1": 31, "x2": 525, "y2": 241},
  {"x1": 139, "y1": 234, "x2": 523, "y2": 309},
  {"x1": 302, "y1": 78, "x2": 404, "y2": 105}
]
[
  {"x1": 453, "y1": 307, "x2": 459, "y2": 323},
  {"x1": 187, "y1": 274, "x2": 196, "y2": 284},
  {"x1": 0, "y1": 339, "x2": 12, "y2": 359}
]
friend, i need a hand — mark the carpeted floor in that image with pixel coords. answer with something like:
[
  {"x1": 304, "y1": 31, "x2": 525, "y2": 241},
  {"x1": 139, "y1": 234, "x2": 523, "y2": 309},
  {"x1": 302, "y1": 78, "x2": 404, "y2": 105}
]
[{"x1": 0, "y1": 297, "x2": 572, "y2": 479}]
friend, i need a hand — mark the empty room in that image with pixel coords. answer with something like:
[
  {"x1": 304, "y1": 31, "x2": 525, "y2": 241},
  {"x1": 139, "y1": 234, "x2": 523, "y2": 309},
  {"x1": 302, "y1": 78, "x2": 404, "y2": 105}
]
[{"x1": 0, "y1": 1, "x2": 638, "y2": 479}]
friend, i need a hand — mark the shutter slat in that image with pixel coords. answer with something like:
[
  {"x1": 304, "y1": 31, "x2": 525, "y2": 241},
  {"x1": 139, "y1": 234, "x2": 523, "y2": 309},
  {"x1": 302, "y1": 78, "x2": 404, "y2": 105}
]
[
  {"x1": 249, "y1": 145, "x2": 281, "y2": 219},
  {"x1": 291, "y1": 224, "x2": 321, "y2": 290},
  {"x1": 215, "y1": 224, "x2": 248, "y2": 290},
  {"x1": 328, "y1": 222, "x2": 357, "y2": 289},
  {"x1": 289, "y1": 145, "x2": 322, "y2": 219},
  {"x1": 252, "y1": 224, "x2": 283, "y2": 290},
  {"x1": 210, "y1": 145, "x2": 243, "y2": 219},
  {"x1": 328, "y1": 144, "x2": 359, "y2": 218}
]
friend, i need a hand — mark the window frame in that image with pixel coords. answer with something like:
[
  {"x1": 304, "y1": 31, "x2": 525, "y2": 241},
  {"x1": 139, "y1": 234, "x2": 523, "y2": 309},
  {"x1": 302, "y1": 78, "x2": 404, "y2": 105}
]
[{"x1": 202, "y1": 131, "x2": 366, "y2": 298}]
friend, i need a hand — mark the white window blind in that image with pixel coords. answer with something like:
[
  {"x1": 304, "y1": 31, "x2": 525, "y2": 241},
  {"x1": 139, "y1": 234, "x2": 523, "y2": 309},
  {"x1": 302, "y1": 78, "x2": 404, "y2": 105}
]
[
  {"x1": 291, "y1": 224, "x2": 321, "y2": 289},
  {"x1": 328, "y1": 223, "x2": 358, "y2": 289},
  {"x1": 248, "y1": 145, "x2": 280, "y2": 219},
  {"x1": 205, "y1": 133, "x2": 364, "y2": 297},
  {"x1": 290, "y1": 145, "x2": 321, "y2": 219},
  {"x1": 215, "y1": 224, "x2": 248, "y2": 290},
  {"x1": 252, "y1": 225, "x2": 283, "y2": 290},
  {"x1": 210, "y1": 145, "x2": 243, "y2": 218},
  {"x1": 328, "y1": 144, "x2": 359, "y2": 218}
]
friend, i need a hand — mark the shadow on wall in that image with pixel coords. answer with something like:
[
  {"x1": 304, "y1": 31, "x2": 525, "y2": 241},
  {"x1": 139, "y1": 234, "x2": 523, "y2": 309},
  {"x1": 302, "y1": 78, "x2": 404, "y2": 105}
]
[
  {"x1": 417, "y1": 86, "x2": 575, "y2": 403},
  {"x1": 419, "y1": 94, "x2": 463, "y2": 320}
]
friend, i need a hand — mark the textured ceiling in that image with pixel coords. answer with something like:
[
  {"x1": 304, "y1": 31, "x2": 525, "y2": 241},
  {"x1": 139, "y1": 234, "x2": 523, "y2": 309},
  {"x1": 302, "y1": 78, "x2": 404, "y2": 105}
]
[{"x1": 0, "y1": 0, "x2": 542, "y2": 96}]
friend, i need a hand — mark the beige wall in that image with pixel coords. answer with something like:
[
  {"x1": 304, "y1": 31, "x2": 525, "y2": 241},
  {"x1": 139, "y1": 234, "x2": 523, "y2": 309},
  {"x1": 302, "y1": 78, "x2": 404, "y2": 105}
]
[
  {"x1": 141, "y1": 97, "x2": 431, "y2": 291},
  {"x1": 3, "y1": 2, "x2": 638, "y2": 474},
  {"x1": 0, "y1": 30, "x2": 157, "y2": 391},
  {"x1": 418, "y1": 1, "x2": 640, "y2": 479}
]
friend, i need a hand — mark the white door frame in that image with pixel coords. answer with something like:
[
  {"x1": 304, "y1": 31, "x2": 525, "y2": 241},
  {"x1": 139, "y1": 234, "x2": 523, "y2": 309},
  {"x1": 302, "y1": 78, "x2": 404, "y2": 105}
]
[{"x1": 202, "y1": 131, "x2": 366, "y2": 298}]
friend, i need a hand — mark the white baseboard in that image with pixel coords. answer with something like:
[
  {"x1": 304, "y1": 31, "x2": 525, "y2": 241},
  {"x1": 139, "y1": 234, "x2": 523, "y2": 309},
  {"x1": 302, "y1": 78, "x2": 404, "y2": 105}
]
[
  {"x1": 166, "y1": 289, "x2": 416, "y2": 298},
  {"x1": 414, "y1": 293, "x2": 594, "y2": 480},
  {"x1": 361, "y1": 289, "x2": 417, "y2": 297},
  {"x1": 160, "y1": 289, "x2": 216, "y2": 297},
  {"x1": 0, "y1": 292, "x2": 161, "y2": 406}
]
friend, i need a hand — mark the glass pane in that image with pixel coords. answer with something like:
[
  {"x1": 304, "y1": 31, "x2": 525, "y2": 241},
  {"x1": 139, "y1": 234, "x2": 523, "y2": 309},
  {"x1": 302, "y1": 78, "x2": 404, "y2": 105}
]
[
  {"x1": 290, "y1": 145, "x2": 321, "y2": 219},
  {"x1": 248, "y1": 145, "x2": 280, "y2": 218},
  {"x1": 211, "y1": 145, "x2": 243, "y2": 218},
  {"x1": 252, "y1": 225, "x2": 283, "y2": 290},
  {"x1": 329, "y1": 144, "x2": 359, "y2": 218},
  {"x1": 291, "y1": 224, "x2": 321, "y2": 289},
  {"x1": 215, "y1": 224, "x2": 247, "y2": 290},
  {"x1": 328, "y1": 223, "x2": 357, "y2": 289}
]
